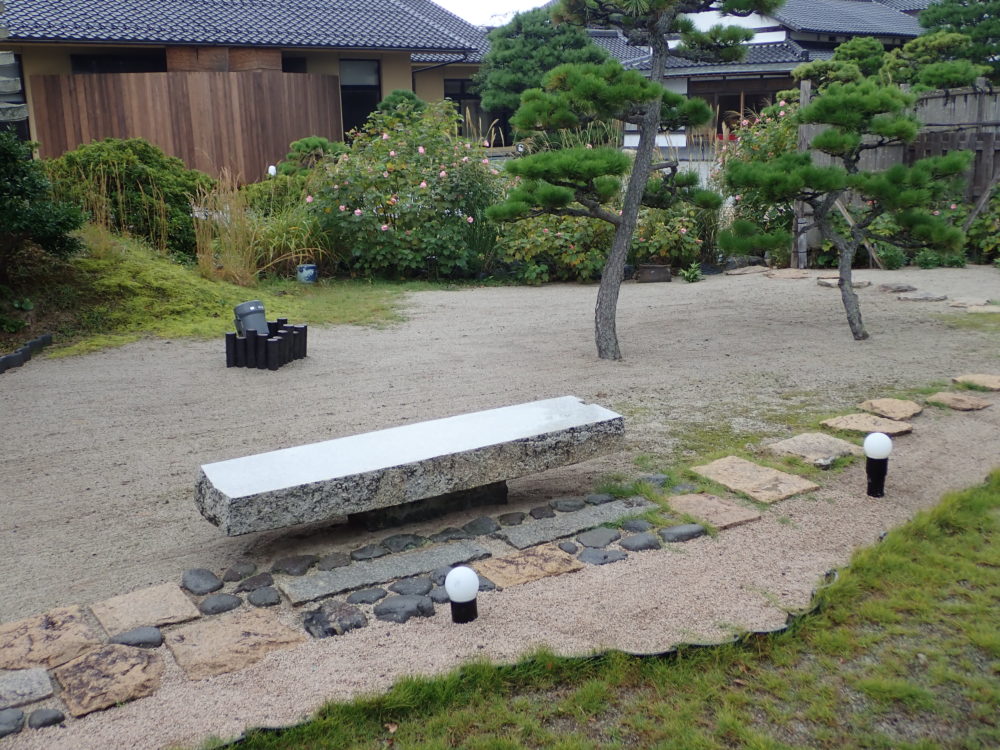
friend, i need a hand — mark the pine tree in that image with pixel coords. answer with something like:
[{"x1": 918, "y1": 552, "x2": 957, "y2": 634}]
[
  {"x1": 920, "y1": 0, "x2": 1000, "y2": 83},
  {"x1": 487, "y1": 0, "x2": 783, "y2": 360}
]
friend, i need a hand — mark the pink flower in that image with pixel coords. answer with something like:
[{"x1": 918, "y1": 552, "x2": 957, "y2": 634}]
[
  {"x1": 586, "y1": 144, "x2": 593, "y2": 149},
  {"x1": 418, "y1": 146, "x2": 426, "y2": 154},
  {"x1": 467, "y1": 216, "x2": 474, "y2": 224},
  {"x1": 389, "y1": 150, "x2": 396, "y2": 156},
  {"x1": 462, "y1": 156, "x2": 469, "y2": 162},
  {"x1": 305, "y1": 195, "x2": 313, "y2": 203},
  {"x1": 354, "y1": 208, "x2": 362, "y2": 216},
  {"x1": 543, "y1": 228, "x2": 549, "y2": 233},
  {"x1": 333, "y1": 184, "x2": 339, "y2": 189},
  {"x1": 339, "y1": 205, "x2": 346, "y2": 211},
  {"x1": 779, "y1": 110, "x2": 786, "y2": 117},
  {"x1": 382, "y1": 171, "x2": 389, "y2": 178},
  {"x1": 569, "y1": 244, "x2": 575, "y2": 249},
  {"x1": 483, "y1": 140, "x2": 489, "y2": 147},
  {"x1": 741, "y1": 119, "x2": 749, "y2": 127},
  {"x1": 734, "y1": 195, "x2": 742, "y2": 201},
  {"x1": 419, "y1": 180, "x2": 428, "y2": 188},
  {"x1": 382, "y1": 133, "x2": 389, "y2": 140},
  {"x1": 679, "y1": 227, "x2": 687, "y2": 234},
  {"x1": 933, "y1": 210, "x2": 941, "y2": 215},
  {"x1": 490, "y1": 169, "x2": 499, "y2": 175},
  {"x1": 482, "y1": 158, "x2": 489, "y2": 164},
  {"x1": 950, "y1": 203, "x2": 958, "y2": 210},
  {"x1": 464, "y1": 143, "x2": 471, "y2": 149},
  {"x1": 779, "y1": 100, "x2": 787, "y2": 106},
  {"x1": 381, "y1": 224, "x2": 389, "y2": 231},
  {"x1": 439, "y1": 170, "x2": 447, "y2": 177},
  {"x1": 556, "y1": 232, "x2": 563, "y2": 237}
]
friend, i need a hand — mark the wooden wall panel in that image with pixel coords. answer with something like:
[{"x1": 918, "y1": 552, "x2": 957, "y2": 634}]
[{"x1": 29, "y1": 70, "x2": 342, "y2": 181}]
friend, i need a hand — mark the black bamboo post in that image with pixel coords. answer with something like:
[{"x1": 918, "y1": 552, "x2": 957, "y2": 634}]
[
  {"x1": 234, "y1": 336, "x2": 246, "y2": 367},
  {"x1": 257, "y1": 333, "x2": 269, "y2": 369},
  {"x1": 267, "y1": 337, "x2": 280, "y2": 370},
  {"x1": 245, "y1": 330, "x2": 257, "y2": 368},
  {"x1": 225, "y1": 332, "x2": 237, "y2": 367}
]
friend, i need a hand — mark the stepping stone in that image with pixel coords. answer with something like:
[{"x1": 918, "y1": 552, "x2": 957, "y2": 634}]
[
  {"x1": 0, "y1": 606, "x2": 102, "y2": 670},
  {"x1": 462, "y1": 516, "x2": 500, "y2": 536},
  {"x1": 499, "y1": 497, "x2": 655, "y2": 550},
  {"x1": 766, "y1": 432, "x2": 862, "y2": 468},
  {"x1": 622, "y1": 519, "x2": 653, "y2": 532},
  {"x1": 248, "y1": 587, "x2": 281, "y2": 607},
  {"x1": 182, "y1": 568, "x2": 223, "y2": 595},
  {"x1": 381, "y1": 534, "x2": 428, "y2": 554},
  {"x1": 767, "y1": 269, "x2": 809, "y2": 279},
  {"x1": 927, "y1": 392, "x2": 992, "y2": 411},
  {"x1": 949, "y1": 298, "x2": 991, "y2": 308},
  {"x1": 576, "y1": 527, "x2": 621, "y2": 548},
  {"x1": 166, "y1": 610, "x2": 306, "y2": 679},
  {"x1": 725, "y1": 265, "x2": 767, "y2": 275},
  {"x1": 317, "y1": 552, "x2": 351, "y2": 570},
  {"x1": 429, "y1": 586, "x2": 450, "y2": 603},
  {"x1": 691, "y1": 456, "x2": 819, "y2": 504},
  {"x1": 351, "y1": 544, "x2": 390, "y2": 561},
  {"x1": 898, "y1": 291, "x2": 947, "y2": 302},
  {"x1": 389, "y1": 577, "x2": 433, "y2": 596},
  {"x1": 585, "y1": 493, "x2": 616, "y2": 505},
  {"x1": 90, "y1": 583, "x2": 200, "y2": 635},
  {"x1": 474, "y1": 545, "x2": 583, "y2": 588},
  {"x1": 271, "y1": 555, "x2": 318, "y2": 576},
  {"x1": 659, "y1": 524, "x2": 707, "y2": 543},
  {"x1": 640, "y1": 474, "x2": 669, "y2": 487},
  {"x1": 497, "y1": 512, "x2": 526, "y2": 526},
  {"x1": 222, "y1": 561, "x2": 256, "y2": 582},
  {"x1": 0, "y1": 668, "x2": 52, "y2": 708},
  {"x1": 666, "y1": 493, "x2": 761, "y2": 530},
  {"x1": 670, "y1": 483, "x2": 698, "y2": 494},
  {"x1": 558, "y1": 541, "x2": 579, "y2": 555},
  {"x1": 302, "y1": 602, "x2": 368, "y2": 638},
  {"x1": 53, "y1": 644, "x2": 164, "y2": 717},
  {"x1": 529, "y1": 505, "x2": 556, "y2": 519},
  {"x1": 235, "y1": 572, "x2": 274, "y2": 593},
  {"x1": 952, "y1": 374, "x2": 1000, "y2": 391},
  {"x1": 346, "y1": 588, "x2": 387, "y2": 605},
  {"x1": 578, "y1": 549, "x2": 628, "y2": 565},
  {"x1": 0, "y1": 709, "x2": 24, "y2": 738},
  {"x1": 279, "y1": 541, "x2": 491, "y2": 604},
  {"x1": 967, "y1": 305, "x2": 1000, "y2": 314},
  {"x1": 859, "y1": 398, "x2": 923, "y2": 421},
  {"x1": 109, "y1": 626, "x2": 163, "y2": 649},
  {"x1": 430, "y1": 527, "x2": 474, "y2": 543},
  {"x1": 198, "y1": 593, "x2": 242, "y2": 616},
  {"x1": 821, "y1": 414, "x2": 913, "y2": 436},
  {"x1": 878, "y1": 283, "x2": 916, "y2": 293},
  {"x1": 619, "y1": 532, "x2": 661, "y2": 551},
  {"x1": 551, "y1": 497, "x2": 586, "y2": 512},
  {"x1": 28, "y1": 708, "x2": 64, "y2": 729},
  {"x1": 373, "y1": 595, "x2": 434, "y2": 624},
  {"x1": 817, "y1": 277, "x2": 870, "y2": 288}
]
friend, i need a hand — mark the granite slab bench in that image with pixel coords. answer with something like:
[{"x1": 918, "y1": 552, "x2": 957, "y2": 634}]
[{"x1": 195, "y1": 396, "x2": 625, "y2": 536}]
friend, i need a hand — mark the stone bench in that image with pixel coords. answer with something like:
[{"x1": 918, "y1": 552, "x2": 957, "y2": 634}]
[{"x1": 195, "y1": 396, "x2": 625, "y2": 536}]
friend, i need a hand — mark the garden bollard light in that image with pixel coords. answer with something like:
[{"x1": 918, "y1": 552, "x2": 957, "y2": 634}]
[
  {"x1": 864, "y1": 432, "x2": 893, "y2": 498},
  {"x1": 444, "y1": 566, "x2": 479, "y2": 624}
]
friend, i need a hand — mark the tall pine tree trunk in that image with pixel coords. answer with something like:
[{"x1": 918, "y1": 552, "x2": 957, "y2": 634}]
[
  {"x1": 820, "y1": 218, "x2": 869, "y2": 340},
  {"x1": 594, "y1": 38, "x2": 667, "y2": 360}
]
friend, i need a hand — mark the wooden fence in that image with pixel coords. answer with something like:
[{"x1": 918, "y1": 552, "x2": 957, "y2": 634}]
[{"x1": 29, "y1": 70, "x2": 342, "y2": 181}]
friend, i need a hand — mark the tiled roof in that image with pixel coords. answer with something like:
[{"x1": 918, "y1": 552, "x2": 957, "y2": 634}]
[
  {"x1": 0, "y1": 0, "x2": 479, "y2": 52},
  {"x1": 873, "y1": 0, "x2": 933, "y2": 11},
  {"x1": 405, "y1": 0, "x2": 490, "y2": 62},
  {"x1": 773, "y1": 0, "x2": 923, "y2": 37},
  {"x1": 658, "y1": 40, "x2": 831, "y2": 75},
  {"x1": 588, "y1": 29, "x2": 650, "y2": 68}
]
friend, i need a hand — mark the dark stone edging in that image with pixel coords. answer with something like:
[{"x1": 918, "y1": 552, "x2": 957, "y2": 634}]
[{"x1": 0, "y1": 334, "x2": 53, "y2": 375}]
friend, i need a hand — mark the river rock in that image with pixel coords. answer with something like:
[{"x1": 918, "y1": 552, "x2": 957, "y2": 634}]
[
  {"x1": 619, "y1": 532, "x2": 661, "y2": 551},
  {"x1": 317, "y1": 552, "x2": 352, "y2": 570},
  {"x1": 0, "y1": 708, "x2": 23, "y2": 738},
  {"x1": 351, "y1": 544, "x2": 390, "y2": 562},
  {"x1": 109, "y1": 626, "x2": 163, "y2": 648},
  {"x1": 585, "y1": 493, "x2": 616, "y2": 505},
  {"x1": 28, "y1": 708, "x2": 64, "y2": 729},
  {"x1": 221, "y1": 561, "x2": 256, "y2": 582},
  {"x1": 198, "y1": 593, "x2": 242, "y2": 616},
  {"x1": 248, "y1": 587, "x2": 281, "y2": 607},
  {"x1": 373, "y1": 595, "x2": 435, "y2": 624},
  {"x1": 182, "y1": 568, "x2": 223, "y2": 595},
  {"x1": 497, "y1": 512, "x2": 526, "y2": 526},
  {"x1": 303, "y1": 602, "x2": 368, "y2": 638},
  {"x1": 235, "y1": 573, "x2": 274, "y2": 593},
  {"x1": 271, "y1": 555, "x2": 318, "y2": 576},
  {"x1": 551, "y1": 498, "x2": 586, "y2": 512},
  {"x1": 462, "y1": 516, "x2": 500, "y2": 536},
  {"x1": 578, "y1": 549, "x2": 627, "y2": 565},
  {"x1": 659, "y1": 524, "x2": 707, "y2": 543},
  {"x1": 388, "y1": 577, "x2": 433, "y2": 596},
  {"x1": 346, "y1": 588, "x2": 387, "y2": 605},
  {"x1": 576, "y1": 527, "x2": 621, "y2": 548},
  {"x1": 529, "y1": 505, "x2": 556, "y2": 519},
  {"x1": 429, "y1": 527, "x2": 473, "y2": 543},
  {"x1": 381, "y1": 534, "x2": 428, "y2": 554},
  {"x1": 53, "y1": 645, "x2": 164, "y2": 717},
  {"x1": 622, "y1": 519, "x2": 654, "y2": 532}
]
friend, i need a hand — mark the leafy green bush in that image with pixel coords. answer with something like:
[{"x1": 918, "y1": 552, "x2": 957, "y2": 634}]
[
  {"x1": 875, "y1": 243, "x2": 907, "y2": 270},
  {"x1": 914, "y1": 248, "x2": 943, "y2": 268},
  {"x1": 678, "y1": 262, "x2": 703, "y2": 283},
  {"x1": 495, "y1": 214, "x2": 613, "y2": 283},
  {"x1": 634, "y1": 206, "x2": 703, "y2": 269},
  {"x1": 967, "y1": 191, "x2": 1000, "y2": 264},
  {"x1": 309, "y1": 99, "x2": 503, "y2": 278},
  {"x1": 241, "y1": 173, "x2": 311, "y2": 217},
  {"x1": 46, "y1": 137, "x2": 213, "y2": 258},
  {"x1": 0, "y1": 130, "x2": 83, "y2": 286}
]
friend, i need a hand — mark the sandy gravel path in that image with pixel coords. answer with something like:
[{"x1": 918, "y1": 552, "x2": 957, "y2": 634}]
[{"x1": 1, "y1": 266, "x2": 999, "y2": 749}]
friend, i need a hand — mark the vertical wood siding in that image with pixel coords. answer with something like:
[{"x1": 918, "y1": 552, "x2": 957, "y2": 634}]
[{"x1": 29, "y1": 70, "x2": 342, "y2": 180}]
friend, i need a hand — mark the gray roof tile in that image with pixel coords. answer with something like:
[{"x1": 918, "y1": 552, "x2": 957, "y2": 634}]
[{"x1": 773, "y1": 0, "x2": 923, "y2": 37}]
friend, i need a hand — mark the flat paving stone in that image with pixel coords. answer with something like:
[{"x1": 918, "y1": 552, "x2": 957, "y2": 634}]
[
  {"x1": 389, "y1": 577, "x2": 433, "y2": 596},
  {"x1": 53, "y1": 644, "x2": 164, "y2": 717},
  {"x1": 28, "y1": 708, "x2": 64, "y2": 729},
  {"x1": 474, "y1": 546, "x2": 583, "y2": 588},
  {"x1": 429, "y1": 586, "x2": 450, "y2": 603},
  {"x1": 271, "y1": 555, "x2": 318, "y2": 576},
  {"x1": 551, "y1": 497, "x2": 586, "y2": 512},
  {"x1": 622, "y1": 519, "x2": 653, "y2": 532},
  {"x1": 878, "y1": 283, "x2": 916, "y2": 293},
  {"x1": 953, "y1": 373, "x2": 1000, "y2": 391},
  {"x1": 691, "y1": 456, "x2": 819, "y2": 504},
  {"x1": 429, "y1": 527, "x2": 473, "y2": 543},
  {"x1": 0, "y1": 606, "x2": 102, "y2": 670},
  {"x1": 109, "y1": 626, "x2": 163, "y2": 648},
  {"x1": 725, "y1": 265, "x2": 767, "y2": 275},
  {"x1": 346, "y1": 588, "x2": 387, "y2": 605},
  {"x1": 577, "y1": 527, "x2": 621, "y2": 548},
  {"x1": 585, "y1": 493, "x2": 616, "y2": 505},
  {"x1": 166, "y1": 609, "x2": 306, "y2": 680},
  {"x1": 765, "y1": 430, "x2": 862, "y2": 467},
  {"x1": 463, "y1": 516, "x2": 500, "y2": 536},
  {"x1": 666, "y1": 493, "x2": 761, "y2": 530},
  {"x1": 234, "y1": 572, "x2": 274, "y2": 593},
  {"x1": 351, "y1": 544, "x2": 390, "y2": 561},
  {"x1": 381, "y1": 534, "x2": 428, "y2": 554},
  {"x1": 620, "y1": 532, "x2": 661, "y2": 551},
  {"x1": 90, "y1": 583, "x2": 200, "y2": 635},
  {"x1": 248, "y1": 587, "x2": 281, "y2": 607},
  {"x1": 0, "y1": 668, "x2": 52, "y2": 708},
  {"x1": 529, "y1": 505, "x2": 556, "y2": 519},
  {"x1": 640, "y1": 474, "x2": 669, "y2": 487},
  {"x1": 558, "y1": 541, "x2": 579, "y2": 555},
  {"x1": 898, "y1": 291, "x2": 947, "y2": 302},
  {"x1": 278, "y1": 541, "x2": 492, "y2": 604},
  {"x1": 181, "y1": 568, "x2": 223, "y2": 595},
  {"x1": 578, "y1": 549, "x2": 628, "y2": 565},
  {"x1": 199, "y1": 593, "x2": 242, "y2": 616},
  {"x1": 859, "y1": 398, "x2": 923, "y2": 421},
  {"x1": 316, "y1": 552, "x2": 351, "y2": 570},
  {"x1": 659, "y1": 524, "x2": 707, "y2": 543},
  {"x1": 373, "y1": 595, "x2": 434, "y2": 624},
  {"x1": 303, "y1": 602, "x2": 368, "y2": 638},
  {"x1": 967, "y1": 305, "x2": 1000, "y2": 313},
  {"x1": 821, "y1": 414, "x2": 913, "y2": 436},
  {"x1": 767, "y1": 268, "x2": 809, "y2": 279},
  {"x1": 927, "y1": 391, "x2": 992, "y2": 411},
  {"x1": 817, "y1": 277, "x2": 870, "y2": 288},
  {"x1": 497, "y1": 512, "x2": 526, "y2": 526},
  {"x1": 498, "y1": 497, "x2": 655, "y2": 550}
]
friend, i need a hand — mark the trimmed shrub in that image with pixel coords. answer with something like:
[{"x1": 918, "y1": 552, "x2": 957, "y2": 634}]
[{"x1": 495, "y1": 214, "x2": 612, "y2": 284}]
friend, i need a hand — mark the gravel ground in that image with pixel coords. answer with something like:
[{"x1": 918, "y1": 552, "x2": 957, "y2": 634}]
[{"x1": 1, "y1": 266, "x2": 999, "y2": 749}]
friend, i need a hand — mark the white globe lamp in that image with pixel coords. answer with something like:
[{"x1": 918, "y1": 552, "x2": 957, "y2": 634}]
[
  {"x1": 444, "y1": 566, "x2": 479, "y2": 623},
  {"x1": 863, "y1": 432, "x2": 893, "y2": 497}
]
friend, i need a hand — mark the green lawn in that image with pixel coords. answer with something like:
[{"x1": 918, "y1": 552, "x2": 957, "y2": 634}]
[{"x1": 220, "y1": 472, "x2": 1000, "y2": 750}]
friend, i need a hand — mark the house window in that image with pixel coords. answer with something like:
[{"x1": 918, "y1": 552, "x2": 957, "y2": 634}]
[
  {"x1": 282, "y1": 56, "x2": 307, "y2": 74},
  {"x1": 445, "y1": 78, "x2": 490, "y2": 140},
  {"x1": 70, "y1": 51, "x2": 168, "y2": 74},
  {"x1": 340, "y1": 59, "x2": 380, "y2": 134},
  {"x1": 0, "y1": 54, "x2": 30, "y2": 141}
]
